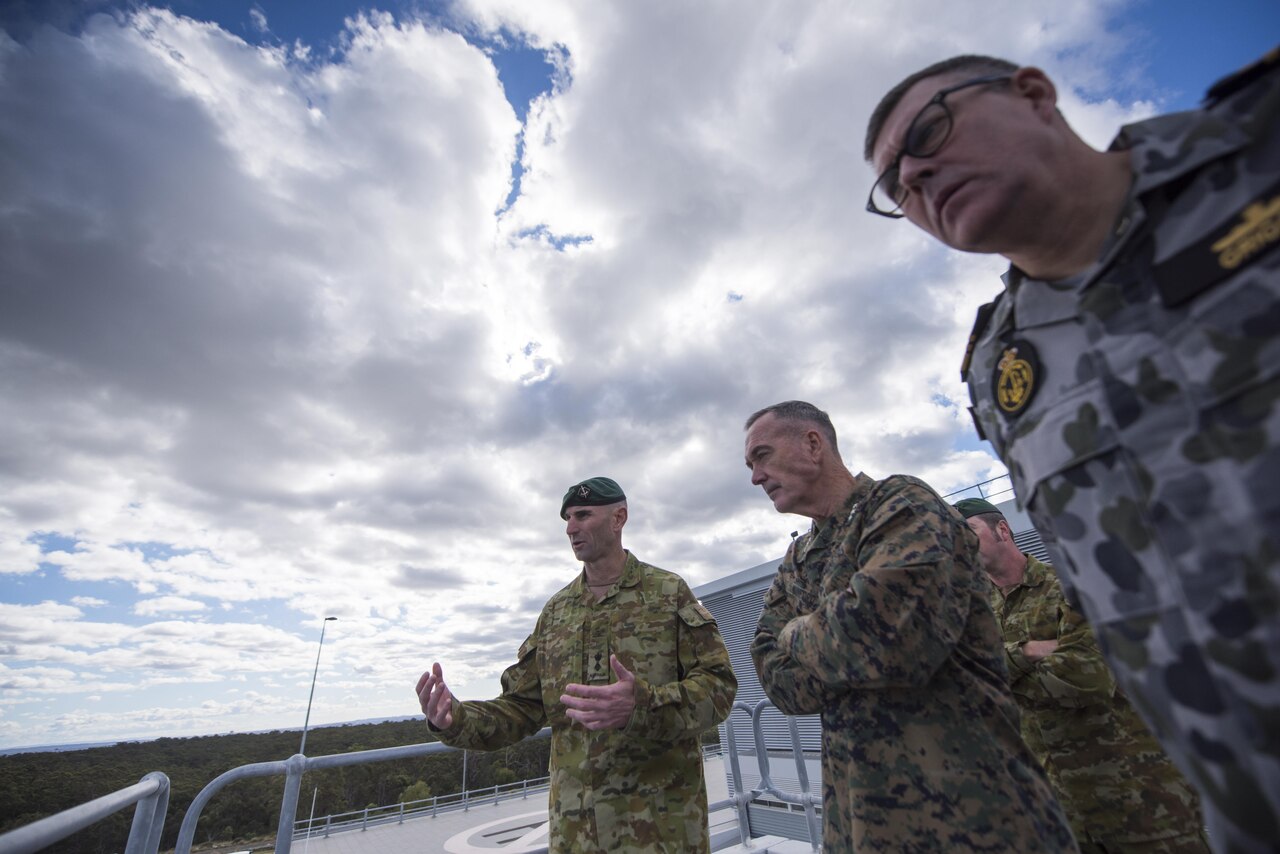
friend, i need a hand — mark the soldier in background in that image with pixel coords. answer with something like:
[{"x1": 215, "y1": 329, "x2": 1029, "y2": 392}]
[
  {"x1": 864, "y1": 51, "x2": 1280, "y2": 852},
  {"x1": 745, "y1": 400, "x2": 1076, "y2": 852},
  {"x1": 954, "y1": 497, "x2": 1208, "y2": 853},
  {"x1": 415, "y1": 477, "x2": 736, "y2": 853}
]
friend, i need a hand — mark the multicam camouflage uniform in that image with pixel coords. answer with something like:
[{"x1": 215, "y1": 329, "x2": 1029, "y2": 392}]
[
  {"x1": 991, "y1": 555, "x2": 1207, "y2": 852},
  {"x1": 433, "y1": 551, "x2": 736, "y2": 853},
  {"x1": 751, "y1": 472, "x2": 1077, "y2": 852},
  {"x1": 963, "y1": 53, "x2": 1280, "y2": 853}
]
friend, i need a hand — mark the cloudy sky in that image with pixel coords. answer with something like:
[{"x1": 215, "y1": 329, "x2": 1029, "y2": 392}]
[{"x1": 1, "y1": 0, "x2": 1275, "y2": 752}]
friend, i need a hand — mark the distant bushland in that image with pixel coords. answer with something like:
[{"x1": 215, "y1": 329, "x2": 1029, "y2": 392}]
[{"x1": 0, "y1": 718, "x2": 550, "y2": 854}]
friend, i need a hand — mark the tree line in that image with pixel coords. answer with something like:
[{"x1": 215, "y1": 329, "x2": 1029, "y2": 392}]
[{"x1": 0, "y1": 718, "x2": 551, "y2": 853}]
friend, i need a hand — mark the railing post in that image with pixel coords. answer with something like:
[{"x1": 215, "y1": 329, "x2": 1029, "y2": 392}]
[
  {"x1": 785, "y1": 715, "x2": 821, "y2": 851},
  {"x1": 723, "y1": 702, "x2": 752, "y2": 845},
  {"x1": 361, "y1": 806, "x2": 369, "y2": 831},
  {"x1": 398, "y1": 801, "x2": 405, "y2": 824},
  {"x1": 272, "y1": 755, "x2": 306, "y2": 854},
  {"x1": 323, "y1": 814, "x2": 331, "y2": 838},
  {"x1": 123, "y1": 771, "x2": 170, "y2": 854}
]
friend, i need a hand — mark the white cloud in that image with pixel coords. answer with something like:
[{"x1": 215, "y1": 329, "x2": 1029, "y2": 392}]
[
  {"x1": 0, "y1": 0, "x2": 1206, "y2": 747},
  {"x1": 248, "y1": 6, "x2": 268, "y2": 34},
  {"x1": 133, "y1": 596, "x2": 208, "y2": 616},
  {"x1": 0, "y1": 534, "x2": 41, "y2": 575}
]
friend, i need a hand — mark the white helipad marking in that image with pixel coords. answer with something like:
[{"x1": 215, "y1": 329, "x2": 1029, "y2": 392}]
[{"x1": 442, "y1": 810, "x2": 550, "y2": 852}]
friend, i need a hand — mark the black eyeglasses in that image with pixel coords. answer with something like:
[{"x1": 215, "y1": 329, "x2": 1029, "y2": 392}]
[{"x1": 866, "y1": 74, "x2": 1012, "y2": 219}]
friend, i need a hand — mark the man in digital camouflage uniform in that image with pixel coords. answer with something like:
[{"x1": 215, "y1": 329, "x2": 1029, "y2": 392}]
[
  {"x1": 414, "y1": 477, "x2": 736, "y2": 853},
  {"x1": 865, "y1": 51, "x2": 1279, "y2": 852},
  {"x1": 745, "y1": 400, "x2": 1077, "y2": 852},
  {"x1": 955, "y1": 496, "x2": 1208, "y2": 853}
]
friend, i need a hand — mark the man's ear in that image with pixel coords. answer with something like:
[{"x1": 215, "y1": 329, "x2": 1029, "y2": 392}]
[
  {"x1": 805, "y1": 428, "x2": 824, "y2": 461},
  {"x1": 1012, "y1": 66, "x2": 1058, "y2": 121},
  {"x1": 612, "y1": 505, "x2": 628, "y2": 532}
]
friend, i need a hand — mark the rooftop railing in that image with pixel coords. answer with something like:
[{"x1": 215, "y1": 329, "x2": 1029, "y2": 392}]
[
  {"x1": 0, "y1": 771, "x2": 169, "y2": 854},
  {"x1": 292, "y1": 773, "x2": 552, "y2": 842}
]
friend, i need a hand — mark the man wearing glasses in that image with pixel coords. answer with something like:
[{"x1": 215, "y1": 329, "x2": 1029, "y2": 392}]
[{"x1": 864, "y1": 52, "x2": 1279, "y2": 854}]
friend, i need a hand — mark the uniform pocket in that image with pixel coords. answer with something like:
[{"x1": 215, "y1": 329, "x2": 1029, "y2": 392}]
[{"x1": 1006, "y1": 387, "x2": 1178, "y2": 625}]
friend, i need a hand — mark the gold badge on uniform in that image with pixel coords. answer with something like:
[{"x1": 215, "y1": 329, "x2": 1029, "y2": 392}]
[
  {"x1": 1153, "y1": 178, "x2": 1280, "y2": 307},
  {"x1": 992, "y1": 340, "x2": 1041, "y2": 418},
  {"x1": 1211, "y1": 195, "x2": 1280, "y2": 270}
]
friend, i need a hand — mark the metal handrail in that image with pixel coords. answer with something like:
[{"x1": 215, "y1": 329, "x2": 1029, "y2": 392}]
[
  {"x1": 2, "y1": 704, "x2": 816, "y2": 854},
  {"x1": 723, "y1": 698, "x2": 822, "y2": 851},
  {"x1": 174, "y1": 728, "x2": 552, "y2": 854},
  {"x1": 0, "y1": 771, "x2": 170, "y2": 854},
  {"x1": 942, "y1": 473, "x2": 1014, "y2": 501},
  {"x1": 293, "y1": 774, "x2": 553, "y2": 840}
]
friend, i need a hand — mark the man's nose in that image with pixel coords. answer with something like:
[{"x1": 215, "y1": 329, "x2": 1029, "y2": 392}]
[
  {"x1": 896, "y1": 154, "x2": 935, "y2": 197},
  {"x1": 751, "y1": 467, "x2": 767, "y2": 486}
]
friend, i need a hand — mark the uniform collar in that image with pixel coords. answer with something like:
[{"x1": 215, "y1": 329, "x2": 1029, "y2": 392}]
[
  {"x1": 796, "y1": 473, "x2": 875, "y2": 562},
  {"x1": 570, "y1": 550, "x2": 641, "y2": 600},
  {"x1": 1019, "y1": 554, "x2": 1052, "y2": 588},
  {"x1": 1001, "y1": 108, "x2": 1250, "y2": 295},
  {"x1": 1112, "y1": 107, "x2": 1250, "y2": 199}
]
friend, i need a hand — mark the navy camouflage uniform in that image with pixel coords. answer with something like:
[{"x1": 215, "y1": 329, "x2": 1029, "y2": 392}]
[
  {"x1": 431, "y1": 552, "x2": 736, "y2": 853},
  {"x1": 751, "y1": 472, "x2": 1077, "y2": 852},
  {"x1": 991, "y1": 554, "x2": 1207, "y2": 852},
  {"x1": 963, "y1": 51, "x2": 1280, "y2": 853}
]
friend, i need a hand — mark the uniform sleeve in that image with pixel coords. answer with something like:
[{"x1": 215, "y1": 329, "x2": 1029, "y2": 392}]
[
  {"x1": 625, "y1": 582, "x2": 737, "y2": 738},
  {"x1": 773, "y1": 479, "x2": 972, "y2": 691},
  {"x1": 432, "y1": 630, "x2": 548, "y2": 751},
  {"x1": 1007, "y1": 586, "x2": 1116, "y2": 708},
  {"x1": 751, "y1": 567, "x2": 833, "y2": 716}
]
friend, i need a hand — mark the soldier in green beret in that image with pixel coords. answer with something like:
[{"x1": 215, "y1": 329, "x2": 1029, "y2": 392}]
[
  {"x1": 415, "y1": 476, "x2": 736, "y2": 853},
  {"x1": 745, "y1": 400, "x2": 1076, "y2": 852},
  {"x1": 954, "y1": 497, "x2": 1208, "y2": 853}
]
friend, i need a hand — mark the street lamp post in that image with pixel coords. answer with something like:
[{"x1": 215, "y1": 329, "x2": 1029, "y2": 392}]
[{"x1": 299, "y1": 616, "x2": 337, "y2": 756}]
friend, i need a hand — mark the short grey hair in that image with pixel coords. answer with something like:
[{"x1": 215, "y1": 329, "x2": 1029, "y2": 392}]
[
  {"x1": 744, "y1": 400, "x2": 840, "y2": 455},
  {"x1": 864, "y1": 55, "x2": 1019, "y2": 162}
]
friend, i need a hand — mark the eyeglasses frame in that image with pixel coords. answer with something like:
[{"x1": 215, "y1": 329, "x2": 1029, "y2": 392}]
[{"x1": 865, "y1": 74, "x2": 1014, "y2": 219}]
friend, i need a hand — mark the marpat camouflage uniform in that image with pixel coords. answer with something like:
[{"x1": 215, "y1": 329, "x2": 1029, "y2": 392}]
[
  {"x1": 991, "y1": 554, "x2": 1207, "y2": 852},
  {"x1": 433, "y1": 552, "x2": 736, "y2": 853},
  {"x1": 751, "y1": 472, "x2": 1078, "y2": 852},
  {"x1": 963, "y1": 51, "x2": 1280, "y2": 853}
]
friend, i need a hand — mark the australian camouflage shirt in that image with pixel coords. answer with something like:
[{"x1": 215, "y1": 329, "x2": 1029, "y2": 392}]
[
  {"x1": 991, "y1": 555, "x2": 1203, "y2": 845},
  {"x1": 433, "y1": 552, "x2": 736, "y2": 853},
  {"x1": 751, "y1": 472, "x2": 1076, "y2": 852}
]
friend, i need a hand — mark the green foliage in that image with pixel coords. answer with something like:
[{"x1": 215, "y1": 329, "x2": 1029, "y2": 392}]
[
  {"x1": 399, "y1": 780, "x2": 433, "y2": 803},
  {"x1": 0, "y1": 719, "x2": 550, "y2": 854}
]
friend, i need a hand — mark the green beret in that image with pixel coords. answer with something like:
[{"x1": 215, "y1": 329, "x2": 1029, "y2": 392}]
[
  {"x1": 560, "y1": 477, "x2": 626, "y2": 519},
  {"x1": 953, "y1": 497, "x2": 1003, "y2": 519}
]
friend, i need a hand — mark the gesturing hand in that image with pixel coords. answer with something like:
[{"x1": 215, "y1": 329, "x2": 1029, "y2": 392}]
[
  {"x1": 415, "y1": 662, "x2": 455, "y2": 729},
  {"x1": 561, "y1": 655, "x2": 637, "y2": 731}
]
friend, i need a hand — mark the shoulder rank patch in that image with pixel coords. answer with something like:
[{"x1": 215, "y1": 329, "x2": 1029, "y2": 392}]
[
  {"x1": 1153, "y1": 178, "x2": 1280, "y2": 307},
  {"x1": 1204, "y1": 46, "x2": 1279, "y2": 106},
  {"x1": 993, "y1": 340, "x2": 1042, "y2": 418}
]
